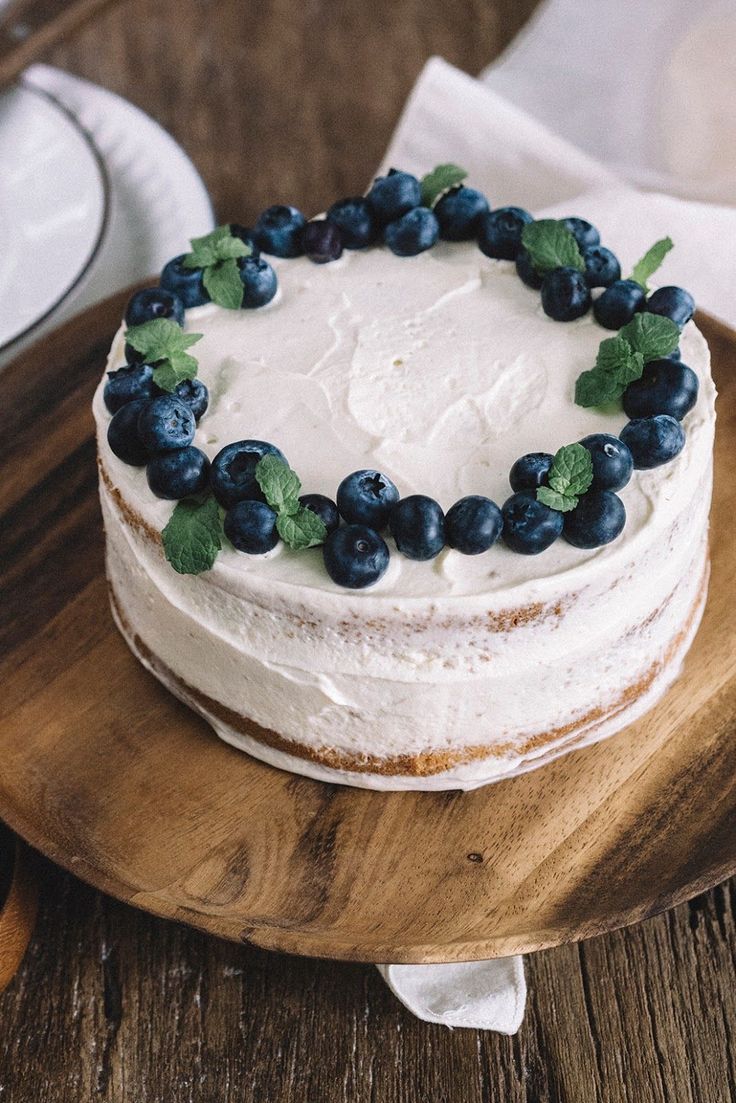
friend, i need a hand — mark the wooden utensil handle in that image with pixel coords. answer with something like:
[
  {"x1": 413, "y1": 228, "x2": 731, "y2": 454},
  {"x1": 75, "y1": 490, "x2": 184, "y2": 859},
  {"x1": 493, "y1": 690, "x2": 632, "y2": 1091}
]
[
  {"x1": 0, "y1": 0, "x2": 121, "y2": 89},
  {"x1": 0, "y1": 838, "x2": 37, "y2": 993}
]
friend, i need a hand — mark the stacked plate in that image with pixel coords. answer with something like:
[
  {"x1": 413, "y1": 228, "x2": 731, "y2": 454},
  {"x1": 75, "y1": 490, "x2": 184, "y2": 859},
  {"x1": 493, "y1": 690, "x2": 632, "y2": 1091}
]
[{"x1": 0, "y1": 66, "x2": 214, "y2": 368}]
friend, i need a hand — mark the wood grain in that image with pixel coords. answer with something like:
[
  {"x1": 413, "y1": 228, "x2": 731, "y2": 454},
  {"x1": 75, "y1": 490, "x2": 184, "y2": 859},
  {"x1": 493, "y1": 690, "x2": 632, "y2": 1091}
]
[
  {"x1": 1, "y1": 289, "x2": 735, "y2": 971},
  {"x1": 1, "y1": 858, "x2": 736, "y2": 1102},
  {"x1": 0, "y1": 0, "x2": 122, "y2": 87},
  {"x1": 3, "y1": 2, "x2": 735, "y2": 1100},
  {"x1": 43, "y1": 0, "x2": 539, "y2": 224}
]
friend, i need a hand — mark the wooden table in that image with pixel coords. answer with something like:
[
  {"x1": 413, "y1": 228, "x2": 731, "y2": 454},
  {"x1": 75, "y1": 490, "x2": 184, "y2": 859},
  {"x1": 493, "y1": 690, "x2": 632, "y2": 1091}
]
[{"x1": 2, "y1": 2, "x2": 734, "y2": 1100}]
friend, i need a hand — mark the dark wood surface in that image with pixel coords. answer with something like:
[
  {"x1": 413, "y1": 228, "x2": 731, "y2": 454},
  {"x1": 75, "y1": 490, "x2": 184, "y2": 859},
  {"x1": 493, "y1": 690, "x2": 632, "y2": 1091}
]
[
  {"x1": 1, "y1": 294, "x2": 736, "y2": 975},
  {"x1": 2, "y1": 2, "x2": 735, "y2": 1100}
]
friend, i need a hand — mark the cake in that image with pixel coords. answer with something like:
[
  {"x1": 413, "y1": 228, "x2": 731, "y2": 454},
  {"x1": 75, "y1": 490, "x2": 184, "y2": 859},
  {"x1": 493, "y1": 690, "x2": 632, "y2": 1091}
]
[{"x1": 93, "y1": 168, "x2": 717, "y2": 790}]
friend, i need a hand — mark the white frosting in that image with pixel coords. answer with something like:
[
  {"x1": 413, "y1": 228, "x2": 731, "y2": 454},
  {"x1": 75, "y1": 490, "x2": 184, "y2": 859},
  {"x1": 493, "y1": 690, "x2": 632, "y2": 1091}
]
[
  {"x1": 94, "y1": 246, "x2": 716, "y2": 599},
  {"x1": 94, "y1": 241, "x2": 717, "y2": 789}
]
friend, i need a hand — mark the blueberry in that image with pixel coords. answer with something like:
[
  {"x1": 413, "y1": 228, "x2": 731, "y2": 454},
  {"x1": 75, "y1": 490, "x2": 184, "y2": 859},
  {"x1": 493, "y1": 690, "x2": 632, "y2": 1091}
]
[
  {"x1": 137, "y1": 395, "x2": 196, "y2": 453},
  {"x1": 125, "y1": 287, "x2": 184, "y2": 327},
  {"x1": 367, "y1": 171, "x2": 421, "y2": 225},
  {"x1": 515, "y1": 248, "x2": 544, "y2": 289},
  {"x1": 389, "y1": 495, "x2": 445, "y2": 560},
  {"x1": 563, "y1": 490, "x2": 626, "y2": 549},
  {"x1": 303, "y1": 220, "x2": 343, "y2": 263},
  {"x1": 540, "y1": 266, "x2": 591, "y2": 322},
  {"x1": 434, "y1": 186, "x2": 490, "y2": 241},
  {"x1": 104, "y1": 363, "x2": 157, "y2": 413},
  {"x1": 211, "y1": 440, "x2": 287, "y2": 508},
  {"x1": 326, "y1": 197, "x2": 377, "y2": 249},
  {"x1": 622, "y1": 359, "x2": 699, "y2": 421},
  {"x1": 619, "y1": 415, "x2": 686, "y2": 469},
  {"x1": 322, "y1": 524, "x2": 390, "y2": 589},
  {"x1": 224, "y1": 500, "x2": 279, "y2": 554},
  {"x1": 146, "y1": 446, "x2": 211, "y2": 499},
  {"x1": 477, "y1": 206, "x2": 533, "y2": 260},
  {"x1": 172, "y1": 378, "x2": 209, "y2": 421},
  {"x1": 501, "y1": 492, "x2": 563, "y2": 554},
  {"x1": 240, "y1": 256, "x2": 278, "y2": 307},
  {"x1": 582, "y1": 246, "x2": 621, "y2": 289},
  {"x1": 107, "y1": 399, "x2": 150, "y2": 466},
  {"x1": 299, "y1": 493, "x2": 340, "y2": 537},
  {"x1": 668, "y1": 346, "x2": 682, "y2": 361},
  {"x1": 160, "y1": 255, "x2": 210, "y2": 308},
  {"x1": 384, "y1": 207, "x2": 439, "y2": 256},
  {"x1": 562, "y1": 217, "x2": 600, "y2": 250},
  {"x1": 336, "y1": 469, "x2": 400, "y2": 529},
  {"x1": 593, "y1": 279, "x2": 646, "y2": 330},
  {"x1": 579, "y1": 433, "x2": 633, "y2": 492},
  {"x1": 646, "y1": 286, "x2": 695, "y2": 328},
  {"x1": 229, "y1": 224, "x2": 260, "y2": 258},
  {"x1": 445, "y1": 495, "x2": 502, "y2": 554},
  {"x1": 509, "y1": 452, "x2": 554, "y2": 493},
  {"x1": 254, "y1": 205, "x2": 306, "y2": 258}
]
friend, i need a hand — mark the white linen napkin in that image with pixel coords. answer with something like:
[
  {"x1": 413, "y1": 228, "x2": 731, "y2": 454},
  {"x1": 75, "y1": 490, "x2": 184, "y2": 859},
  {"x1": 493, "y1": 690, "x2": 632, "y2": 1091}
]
[
  {"x1": 377, "y1": 958, "x2": 526, "y2": 1032},
  {"x1": 375, "y1": 0, "x2": 735, "y2": 1031}
]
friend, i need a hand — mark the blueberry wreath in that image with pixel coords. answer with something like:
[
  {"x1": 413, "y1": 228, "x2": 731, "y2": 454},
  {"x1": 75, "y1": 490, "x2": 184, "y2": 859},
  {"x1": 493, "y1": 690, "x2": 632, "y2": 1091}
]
[{"x1": 103, "y1": 164, "x2": 698, "y2": 589}]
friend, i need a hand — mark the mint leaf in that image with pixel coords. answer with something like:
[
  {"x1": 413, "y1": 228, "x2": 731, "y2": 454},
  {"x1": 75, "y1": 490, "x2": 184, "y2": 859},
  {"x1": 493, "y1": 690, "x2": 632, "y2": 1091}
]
[
  {"x1": 253, "y1": 455, "x2": 328, "y2": 548},
  {"x1": 124, "y1": 318, "x2": 203, "y2": 392},
  {"x1": 182, "y1": 226, "x2": 251, "y2": 310},
  {"x1": 152, "y1": 350, "x2": 200, "y2": 392},
  {"x1": 183, "y1": 225, "x2": 249, "y2": 270},
  {"x1": 203, "y1": 258, "x2": 244, "y2": 310},
  {"x1": 629, "y1": 237, "x2": 674, "y2": 292},
  {"x1": 619, "y1": 313, "x2": 679, "y2": 363},
  {"x1": 537, "y1": 443, "x2": 593, "y2": 512},
  {"x1": 255, "y1": 455, "x2": 302, "y2": 513},
  {"x1": 162, "y1": 496, "x2": 223, "y2": 574},
  {"x1": 595, "y1": 335, "x2": 632, "y2": 375},
  {"x1": 575, "y1": 335, "x2": 646, "y2": 408},
  {"x1": 574, "y1": 368, "x2": 625, "y2": 408},
  {"x1": 420, "y1": 163, "x2": 468, "y2": 208},
  {"x1": 124, "y1": 317, "x2": 201, "y2": 359},
  {"x1": 596, "y1": 335, "x2": 645, "y2": 385},
  {"x1": 548, "y1": 443, "x2": 593, "y2": 498},
  {"x1": 521, "y1": 220, "x2": 584, "y2": 274},
  {"x1": 537, "y1": 486, "x2": 577, "y2": 513},
  {"x1": 276, "y1": 506, "x2": 328, "y2": 550}
]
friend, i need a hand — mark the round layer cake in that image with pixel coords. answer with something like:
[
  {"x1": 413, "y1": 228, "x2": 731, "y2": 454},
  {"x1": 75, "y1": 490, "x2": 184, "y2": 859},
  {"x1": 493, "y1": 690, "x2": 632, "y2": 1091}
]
[{"x1": 94, "y1": 232, "x2": 716, "y2": 790}]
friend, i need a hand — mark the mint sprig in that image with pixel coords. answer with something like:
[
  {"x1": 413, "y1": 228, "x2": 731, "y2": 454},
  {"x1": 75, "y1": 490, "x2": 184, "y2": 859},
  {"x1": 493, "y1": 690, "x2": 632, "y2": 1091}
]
[
  {"x1": 575, "y1": 336, "x2": 645, "y2": 408},
  {"x1": 537, "y1": 443, "x2": 593, "y2": 513},
  {"x1": 619, "y1": 313, "x2": 680, "y2": 362},
  {"x1": 420, "y1": 163, "x2": 468, "y2": 208},
  {"x1": 124, "y1": 318, "x2": 203, "y2": 392},
  {"x1": 182, "y1": 225, "x2": 251, "y2": 310},
  {"x1": 255, "y1": 455, "x2": 328, "y2": 550},
  {"x1": 629, "y1": 236, "x2": 674, "y2": 292},
  {"x1": 575, "y1": 314, "x2": 679, "y2": 408},
  {"x1": 162, "y1": 496, "x2": 223, "y2": 574},
  {"x1": 521, "y1": 220, "x2": 584, "y2": 275}
]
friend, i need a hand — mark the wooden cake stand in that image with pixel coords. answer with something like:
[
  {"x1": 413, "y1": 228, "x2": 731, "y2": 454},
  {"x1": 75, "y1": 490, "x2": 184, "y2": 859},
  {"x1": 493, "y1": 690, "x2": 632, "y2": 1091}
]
[{"x1": 1, "y1": 290, "x2": 734, "y2": 964}]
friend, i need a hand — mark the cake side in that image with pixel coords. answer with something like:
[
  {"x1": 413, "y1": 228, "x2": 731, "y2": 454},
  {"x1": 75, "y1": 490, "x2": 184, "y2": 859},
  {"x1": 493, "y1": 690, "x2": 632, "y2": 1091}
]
[{"x1": 107, "y1": 550, "x2": 709, "y2": 789}]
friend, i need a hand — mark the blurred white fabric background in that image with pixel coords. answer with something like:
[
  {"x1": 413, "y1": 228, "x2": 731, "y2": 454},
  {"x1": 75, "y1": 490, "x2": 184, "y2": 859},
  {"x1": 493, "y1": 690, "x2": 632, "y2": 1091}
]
[
  {"x1": 483, "y1": 0, "x2": 736, "y2": 202},
  {"x1": 383, "y1": 0, "x2": 736, "y2": 328}
]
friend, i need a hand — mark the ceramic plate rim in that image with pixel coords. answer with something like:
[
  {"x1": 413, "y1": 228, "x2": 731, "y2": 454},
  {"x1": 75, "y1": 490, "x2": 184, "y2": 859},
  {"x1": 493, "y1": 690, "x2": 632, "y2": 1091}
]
[{"x1": 0, "y1": 83, "x2": 111, "y2": 355}]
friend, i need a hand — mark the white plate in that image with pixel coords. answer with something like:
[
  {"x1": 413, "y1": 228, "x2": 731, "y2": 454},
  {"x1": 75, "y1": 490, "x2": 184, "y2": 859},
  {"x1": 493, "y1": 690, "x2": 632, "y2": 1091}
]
[{"x1": 0, "y1": 84, "x2": 107, "y2": 350}]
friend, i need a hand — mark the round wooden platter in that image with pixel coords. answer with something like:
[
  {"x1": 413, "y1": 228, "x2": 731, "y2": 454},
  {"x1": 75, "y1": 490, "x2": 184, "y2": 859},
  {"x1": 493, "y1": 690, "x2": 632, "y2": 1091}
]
[{"x1": 2, "y1": 289, "x2": 736, "y2": 966}]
